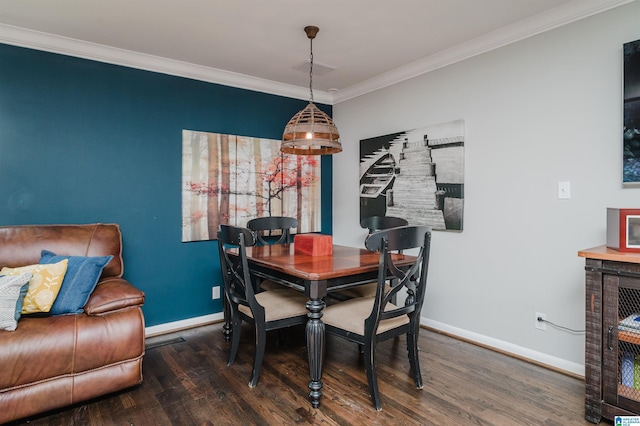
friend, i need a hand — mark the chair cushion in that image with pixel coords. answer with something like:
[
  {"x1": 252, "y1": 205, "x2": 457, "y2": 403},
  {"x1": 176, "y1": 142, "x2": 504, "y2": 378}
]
[
  {"x1": 322, "y1": 297, "x2": 409, "y2": 336},
  {"x1": 258, "y1": 279, "x2": 284, "y2": 291},
  {"x1": 331, "y1": 282, "x2": 392, "y2": 299},
  {"x1": 238, "y1": 288, "x2": 308, "y2": 322}
]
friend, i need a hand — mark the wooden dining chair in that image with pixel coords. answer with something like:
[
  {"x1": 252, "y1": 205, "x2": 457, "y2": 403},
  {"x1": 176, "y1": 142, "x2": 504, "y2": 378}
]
[
  {"x1": 360, "y1": 215, "x2": 408, "y2": 234},
  {"x1": 321, "y1": 225, "x2": 432, "y2": 410},
  {"x1": 246, "y1": 216, "x2": 298, "y2": 245},
  {"x1": 334, "y1": 215, "x2": 410, "y2": 300},
  {"x1": 217, "y1": 224, "x2": 309, "y2": 387},
  {"x1": 247, "y1": 216, "x2": 298, "y2": 291}
]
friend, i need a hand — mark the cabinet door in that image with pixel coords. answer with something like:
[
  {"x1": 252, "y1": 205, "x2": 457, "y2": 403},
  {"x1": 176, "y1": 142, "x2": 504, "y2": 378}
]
[{"x1": 603, "y1": 273, "x2": 640, "y2": 412}]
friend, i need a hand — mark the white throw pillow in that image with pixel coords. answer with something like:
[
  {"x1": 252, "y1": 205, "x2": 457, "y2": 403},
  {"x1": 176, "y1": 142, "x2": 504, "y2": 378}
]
[{"x1": 0, "y1": 273, "x2": 33, "y2": 331}]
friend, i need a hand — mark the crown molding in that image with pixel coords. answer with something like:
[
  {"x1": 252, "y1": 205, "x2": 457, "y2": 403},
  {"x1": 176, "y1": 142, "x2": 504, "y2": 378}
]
[
  {"x1": 0, "y1": 0, "x2": 633, "y2": 106},
  {"x1": 0, "y1": 23, "x2": 333, "y2": 105},
  {"x1": 332, "y1": 0, "x2": 636, "y2": 104}
]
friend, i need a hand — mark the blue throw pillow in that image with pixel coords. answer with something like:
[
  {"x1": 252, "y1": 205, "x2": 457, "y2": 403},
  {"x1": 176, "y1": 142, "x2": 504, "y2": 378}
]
[{"x1": 40, "y1": 250, "x2": 113, "y2": 315}]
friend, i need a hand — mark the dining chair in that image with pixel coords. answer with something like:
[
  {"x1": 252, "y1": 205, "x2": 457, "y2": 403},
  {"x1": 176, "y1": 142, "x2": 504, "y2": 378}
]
[
  {"x1": 247, "y1": 216, "x2": 298, "y2": 291},
  {"x1": 321, "y1": 225, "x2": 432, "y2": 410},
  {"x1": 246, "y1": 216, "x2": 298, "y2": 245},
  {"x1": 217, "y1": 224, "x2": 309, "y2": 387},
  {"x1": 360, "y1": 215, "x2": 408, "y2": 234},
  {"x1": 333, "y1": 215, "x2": 410, "y2": 300}
]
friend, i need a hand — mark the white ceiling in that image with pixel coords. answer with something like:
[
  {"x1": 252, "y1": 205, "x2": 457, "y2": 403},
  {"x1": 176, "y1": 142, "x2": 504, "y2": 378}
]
[{"x1": 0, "y1": 0, "x2": 635, "y2": 103}]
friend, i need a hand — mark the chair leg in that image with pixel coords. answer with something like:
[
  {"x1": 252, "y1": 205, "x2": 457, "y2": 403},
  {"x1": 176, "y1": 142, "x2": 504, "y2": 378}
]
[
  {"x1": 364, "y1": 338, "x2": 382, "y2": 411},
  {"x1": 249, "y1": 324, "x2": 267, "y2": 387},
  {"x1": 228, "y1": 313, "x2": 242, "y2": 366},
  {"x1": 407, "y1": 326, "x2": 423, "y2": 389},
  {"x1": 222, "y1": 293, "x2": 232, "y2": 341}
]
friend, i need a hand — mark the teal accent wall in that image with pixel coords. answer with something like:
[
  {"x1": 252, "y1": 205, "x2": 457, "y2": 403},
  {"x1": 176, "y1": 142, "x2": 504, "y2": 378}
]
[{"x1": 0, "y1": 43, "x2": 333, "y2": 327}]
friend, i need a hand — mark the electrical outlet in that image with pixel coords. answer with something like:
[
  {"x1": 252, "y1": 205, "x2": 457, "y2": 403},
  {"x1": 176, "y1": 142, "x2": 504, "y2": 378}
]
[
  {"x1": 535, "y1": 312, "x2": 546, "y2": 331},
  {"x1": 212, "y1": 286, "x2": 221, "y2": 300}
]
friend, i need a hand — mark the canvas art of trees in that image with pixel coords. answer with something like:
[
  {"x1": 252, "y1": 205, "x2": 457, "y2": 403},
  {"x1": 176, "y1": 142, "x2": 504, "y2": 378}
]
[{"x1": 182, "y1": 130, "x2": 322, "y2": 242}]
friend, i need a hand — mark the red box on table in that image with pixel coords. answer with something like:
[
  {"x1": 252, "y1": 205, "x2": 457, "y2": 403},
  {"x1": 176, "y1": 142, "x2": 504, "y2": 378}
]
[{"x1": 294, "y1": 234, "x2": 333, "y2": 256}]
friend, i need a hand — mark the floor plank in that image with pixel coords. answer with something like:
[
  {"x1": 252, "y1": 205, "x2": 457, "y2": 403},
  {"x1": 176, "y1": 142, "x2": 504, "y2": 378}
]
[{"x1": 8, "y1": 322, "x2": 603, "y2": 425}]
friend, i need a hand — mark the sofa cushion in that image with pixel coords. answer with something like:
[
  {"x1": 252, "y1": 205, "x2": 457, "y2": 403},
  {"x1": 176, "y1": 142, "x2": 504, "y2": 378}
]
[
  {"x1": 0, "y1": 260, "x2": 68, "y2": 314},
  {"x1": 0, "y1": 309, "x2": 145, "y2": 391},
  {"x1": 0, "y1": 273, "x2": 33, "y2": 331},
  {"x1": 40, "y1": 250, "x2": 113, "y2": 315},
  {"x1": 0, "y1": 224, "x2": 124, "y2": 278}
]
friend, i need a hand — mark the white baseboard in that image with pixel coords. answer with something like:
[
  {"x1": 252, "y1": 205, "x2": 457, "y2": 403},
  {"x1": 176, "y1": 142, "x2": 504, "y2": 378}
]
[
  {"x1": 421, "y1": 317, "x2": 585, "y2": 378},
  {"x1": 145, "y1": 313, "x2": 224, "y2": 338},
  {"x1": 145, "y1": 313, "x2": 584, "y2": 378}
]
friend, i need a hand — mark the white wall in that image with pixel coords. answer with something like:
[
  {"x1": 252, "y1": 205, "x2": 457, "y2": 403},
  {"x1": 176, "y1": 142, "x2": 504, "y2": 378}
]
[{"x1": 332, "y1": 1, "x2": 640, "y2": 376}]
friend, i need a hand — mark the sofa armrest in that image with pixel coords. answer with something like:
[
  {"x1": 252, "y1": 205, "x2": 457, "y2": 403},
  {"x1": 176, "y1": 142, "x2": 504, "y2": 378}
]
[{"x1": 84, "y1": 277, "x2": 145, "y2": 315}]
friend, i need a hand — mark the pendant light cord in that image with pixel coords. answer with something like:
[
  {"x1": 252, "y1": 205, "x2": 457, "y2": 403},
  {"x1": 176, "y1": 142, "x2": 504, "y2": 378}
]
[{"x1": 309, "y1": 36, "x2": 314, "y2": 103}]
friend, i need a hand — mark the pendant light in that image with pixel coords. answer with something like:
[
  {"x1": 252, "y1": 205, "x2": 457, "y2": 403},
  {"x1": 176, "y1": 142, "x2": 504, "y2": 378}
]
[{"x1": 281, "y1": 26, "x2": 342, "y2": 155}]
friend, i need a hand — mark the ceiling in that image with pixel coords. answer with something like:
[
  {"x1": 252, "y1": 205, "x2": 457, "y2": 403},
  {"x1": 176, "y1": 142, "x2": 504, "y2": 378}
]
[{"x1": 0, "y1": 0, "x2": 634, "y2": 103}]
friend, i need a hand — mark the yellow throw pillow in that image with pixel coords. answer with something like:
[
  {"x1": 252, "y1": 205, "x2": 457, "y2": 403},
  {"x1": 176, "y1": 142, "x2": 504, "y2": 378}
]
[{"x1": 0, "y1": 259, "x2": 68, "y2": 314}]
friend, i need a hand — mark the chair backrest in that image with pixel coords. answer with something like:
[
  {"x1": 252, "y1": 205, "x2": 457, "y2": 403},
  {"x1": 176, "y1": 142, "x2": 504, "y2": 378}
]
[
  {"x1": 363, "y1": 225, "x2": 432, "y2": 333},
  {"x1": 246, "y1": 216, "x2": 298, "y2": 245},
  {"x1": 360, "y1": 216, "x2": 408, "y2": 234},
  {"x1": 217, "y1": 224, "x2": 263, "y2": 319}
]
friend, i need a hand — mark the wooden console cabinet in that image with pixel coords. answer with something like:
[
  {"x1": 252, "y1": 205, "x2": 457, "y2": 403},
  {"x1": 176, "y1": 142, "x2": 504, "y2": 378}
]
[{"x1": 579, "y1": 245, "x2": 640, "y2": 423}]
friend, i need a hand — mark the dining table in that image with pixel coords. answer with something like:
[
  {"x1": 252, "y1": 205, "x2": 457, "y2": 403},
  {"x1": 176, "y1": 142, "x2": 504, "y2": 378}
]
[{"x1": 227, "y1": 242, "x2": 416, "y2": 408}]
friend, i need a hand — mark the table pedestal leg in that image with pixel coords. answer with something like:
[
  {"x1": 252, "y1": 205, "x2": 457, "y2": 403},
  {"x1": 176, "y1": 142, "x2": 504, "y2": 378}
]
[{"x1": 306, "y1": 297, "x2": 325, "y2": 408}]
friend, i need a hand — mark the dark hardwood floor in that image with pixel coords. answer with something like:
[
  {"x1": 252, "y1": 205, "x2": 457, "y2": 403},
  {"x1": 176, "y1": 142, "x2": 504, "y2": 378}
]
[{"x1": 10, "y1": 322, "x2": 604, "y2": 425}]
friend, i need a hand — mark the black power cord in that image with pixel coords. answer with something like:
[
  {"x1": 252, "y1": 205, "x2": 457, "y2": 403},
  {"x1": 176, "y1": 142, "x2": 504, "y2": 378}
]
[{"x1": 537, "y1": 316, "x2": 585, "y2": 334}]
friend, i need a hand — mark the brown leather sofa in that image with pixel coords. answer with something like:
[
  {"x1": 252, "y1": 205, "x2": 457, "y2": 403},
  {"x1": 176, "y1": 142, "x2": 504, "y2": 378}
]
[{"x1": 0, "y1": 223, "x2": 145, "y2": 424}]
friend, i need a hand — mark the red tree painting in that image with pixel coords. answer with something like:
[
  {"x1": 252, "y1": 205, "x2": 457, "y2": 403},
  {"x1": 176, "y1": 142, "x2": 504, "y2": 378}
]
[{"x1": 182, "y1": 130, "x2": 321, "y2": 242}]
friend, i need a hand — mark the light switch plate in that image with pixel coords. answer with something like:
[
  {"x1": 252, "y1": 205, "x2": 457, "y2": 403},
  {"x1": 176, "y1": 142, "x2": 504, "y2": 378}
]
[{"x1": 558, "y1": 181, "x2": 570, "y2": 199}]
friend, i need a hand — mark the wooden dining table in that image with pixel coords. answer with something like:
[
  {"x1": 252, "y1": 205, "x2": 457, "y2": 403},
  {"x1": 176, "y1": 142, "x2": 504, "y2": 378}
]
[{"x1": 228, "y1": 242, "x2": 416, "y2": 408}]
